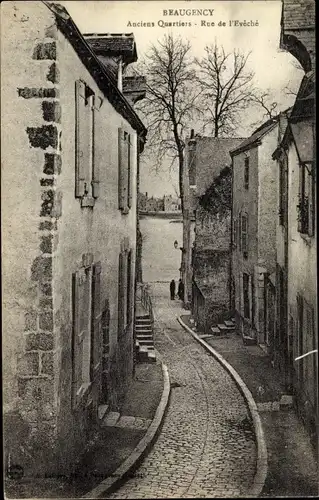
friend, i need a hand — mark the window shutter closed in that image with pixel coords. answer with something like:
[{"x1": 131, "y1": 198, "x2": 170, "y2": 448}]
[
  {"x1": 126, "y1": 250, "x2": 132, "y2": 327},
  {"x1": 75, "y1": 80, "x2": 89, "y2": 198},
  {"x1": 238, "y1": 212, "x2": 242, "y2": 252},
  {"x1": 242, "y1": 214, "x2": 248, "y2": 252},
  {"x1": 128, "y1": 135, "x2": 133, "y2": 209},
  {"x1": 308, "y1": 165, "x2": 314, "y2": 236},
  {"x1": 72, "y1": 269, "x2": 87, "y2": 402},
  {"x1": 118, "y1": 129, "x2": 129, "y2": 211},
  {"x1": 298, "y1": 163, "x2": 303, "y2": 233},
  {"x1": 92, "y1": 97, "x2": 100, "y2": 198},
  {"x1": 91, "y1": 261, "x2": 102, "y2": 379},
  {"x1": 118, "y1": 252, "x2": 124, "y2": 336}
]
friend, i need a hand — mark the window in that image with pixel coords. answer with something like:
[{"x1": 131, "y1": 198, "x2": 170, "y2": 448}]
[
  {"x1": 118, "y1": 245, "x2": 133, "y2": 337},
  {"x1": 72, "y1": 260, "x2": 102, "y2": 406},
  {"x1": 118, "y1": 128, "x2": 133, "y2": 213},
  {"x1": 244, "y1": 157, "x2": 249, "y2": 190},
  {"x1": 298, "y1": 162, "x2": 315, "y2": 236},
  {"x1": 243, "y1": 273, "x2": 250, "y2": 319},
  {"x1": 279, "y1": 151, "x2": 288, "y2": 226},
  {"x1": 297, "y1": 295, "x2": 317, "y2": 408},
  {"x1": 241, "y1": 213, "x2": 248, "y2": 258},
  {"x1": 75, "y1": 80, "x2": 100, "y2": 206},
  {"x1": 232, "y1": 217, "x2": 237, "y2": 249}
]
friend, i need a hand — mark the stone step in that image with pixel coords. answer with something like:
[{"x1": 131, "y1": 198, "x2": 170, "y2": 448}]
[
  {"x1": 224, "y1": 320, "x2": 236, "y2": 328},
  {"x1": 138, "y1": 340, "x2": 154, "y2": 346},
  {"x1": 147, "y1": 351, "x2": 156, "y2": 363},
  {"x1": 102, "y1": 411, "x2": 120, "y2": 427},
  {"x1": 98, "y1": 404, "x2": 109, "y2": 421},
  {"x1": 199, "y1": 334, "x2": 214, "y2": 340},
  {"x1": 211, "y1": 326, "x2": 221, "y2": 335},
  {"x1": 218, "y1": 324, "x2": 232, "y2": 331},
  {"x1": 136, "y1": 315, "x2": 150, "y2": 320},
  {"x1": 135, "y1": 329, "x2": 153, "y2": 335}
]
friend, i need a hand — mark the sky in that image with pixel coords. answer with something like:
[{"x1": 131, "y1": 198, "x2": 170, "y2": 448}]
[{"x1": 61, "y1": 0, "x2": 302, "y2": 196}]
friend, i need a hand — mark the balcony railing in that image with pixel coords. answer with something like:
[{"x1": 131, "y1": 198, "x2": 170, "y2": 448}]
[{"x1": 136, "y1": 282, "x2": 154, "y2": 325}]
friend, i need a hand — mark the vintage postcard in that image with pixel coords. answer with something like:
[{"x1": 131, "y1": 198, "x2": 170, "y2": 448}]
[{"x1": 1, "y1": 0, "x2": 317, "y2": 499}]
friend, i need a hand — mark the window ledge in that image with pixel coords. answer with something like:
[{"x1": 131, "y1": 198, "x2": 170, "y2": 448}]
[{"x1": 81, "y1": 196, "x2": 95, "y2": 208}]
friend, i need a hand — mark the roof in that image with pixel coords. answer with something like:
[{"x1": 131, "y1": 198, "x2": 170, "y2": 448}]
[
  {"x1": 191, "y1": 137, "x2": 244, "y2": 196},
  {"x1": 43, "y1": 2, "x2": 146, "y2": 139},
  {"x1": 289, "y1": 70, "x2": 315, "y2": 122},
  {"x1": 230, "y1": 118, "x2": 278, "y2": 156},
  {"x1": 84, "y1": 34, "x2": 137, "y2": 64},
  {"x1": 273, "y1": 71, "x2": 314, "y2": 159}
]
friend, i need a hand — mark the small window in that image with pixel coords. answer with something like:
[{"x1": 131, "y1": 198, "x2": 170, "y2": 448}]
[
  {"x1": 244, "y1": 157, "x2": 249, "y2": 190},
  {"x1": 298, "y1": 162, "x2": 315, "y2": 236}
]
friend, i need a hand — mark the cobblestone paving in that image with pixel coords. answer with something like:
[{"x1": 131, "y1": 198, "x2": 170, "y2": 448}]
[{"x1": 109, "y1": 283, "x2": 256, "y2": 499}]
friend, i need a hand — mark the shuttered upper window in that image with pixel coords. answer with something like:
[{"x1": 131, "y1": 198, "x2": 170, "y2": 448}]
[
  {"x1": 241, "y1": 213, "x2": 248, "y2": 258},
  {"x1": 75, "y1": 80, "x2": 100, "y2": 206},
  {"x1": 118, "y1": 128, "x2": 133, "y2": 213}
]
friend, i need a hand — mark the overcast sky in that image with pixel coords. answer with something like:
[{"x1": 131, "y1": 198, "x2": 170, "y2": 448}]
[{"x1": 61, "y1": 1, "x2": 302, "y2": 196}]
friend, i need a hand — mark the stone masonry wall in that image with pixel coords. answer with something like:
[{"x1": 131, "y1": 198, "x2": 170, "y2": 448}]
[{"x1": 2, "y1": 1, "x2": 61, "y2": 476}]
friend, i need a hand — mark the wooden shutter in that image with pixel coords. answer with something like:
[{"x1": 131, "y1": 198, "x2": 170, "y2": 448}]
[
  {"x1": 91, "y1": 262, "x2": 102, "y2": 380},
  {"x1": 126, "y1": 250, "x2": 132, "y2": 328},
  {"x1": 308, "y1": 164, "x2": 314, "y2": 236},
  {"x1": 75, "y1": 80, "x2": 89, "y2": 198},
  {"x1": 241, "y1": 213, "x2": 248, "y2": 252},
  {"x1": 298, "y1": 163, "x2": 304, "y2": 232},
  {"x1": 238, "y1": 212, "x2": 242, "y2": 252},
  {"x1": 118, "y1": 129, "x2": 129, "y2": 211},
  {"x1": 72, "y1": 268, "x2": 89, "y2": 403},
  {"x1": 118, "y1": 252, "x2": 124, "y2": 336},
  {"x1": 92, "y1": 97, "x2": 100, "y2": 198},
  {"x1": 127, "y1": 135, "x2": 133, "y2": 209},
  {"x1": 233, "y1": 217, "x2": 237, "y2": 248}
]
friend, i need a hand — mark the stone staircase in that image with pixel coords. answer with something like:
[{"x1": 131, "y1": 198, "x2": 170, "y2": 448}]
[
  {"x1": 197, "y1": 318, "x2": 237, "y2": 340},
  {"x1": 135, "y1": 313, "x2": 156, "y2": 364}
]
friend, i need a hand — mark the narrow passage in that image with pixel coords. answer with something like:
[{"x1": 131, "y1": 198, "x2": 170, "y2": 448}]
[{"x1": 109, "y1": 283, "x2": 256, "y2": 499}]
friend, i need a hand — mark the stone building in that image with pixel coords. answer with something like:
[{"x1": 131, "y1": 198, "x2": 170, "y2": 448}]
[
  {"x1": 187, "y1": 136, "x2": 243, "y2": 332},
  {"x1": 231, "y1": 113, "x2": 289, "y2": 344},
  {"x1": 163, "y1": 194, "x2": 181, "y2": 212},
  {"x1": 272, "y1": 0, "x2": 316, "y2": 445},
  {"x1": 2, "y1": 1, "x2": 146, "y2": 479}
]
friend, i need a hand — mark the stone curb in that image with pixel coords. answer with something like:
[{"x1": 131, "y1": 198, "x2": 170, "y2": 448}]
[
  {"x1": 178, "y1": 316, "x2": 268, "y2": 498},
  {"x1": 83, "y1": 362, "x2": 170, "y2": 499}
]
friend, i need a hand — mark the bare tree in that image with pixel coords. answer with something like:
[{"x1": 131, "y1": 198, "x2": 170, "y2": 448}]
[
  {"x1": 136, "y1": 34, "x2": 201, "y2": 206},
  {"x1": 195, "y1": 43, "x2": 255, "y2": 137},
  {"x1": 250, "y1": 91, "x2": 278, "y2": 120},
  {"x1": 135, "y1": 34, "x2": 202, "y2": 305}
]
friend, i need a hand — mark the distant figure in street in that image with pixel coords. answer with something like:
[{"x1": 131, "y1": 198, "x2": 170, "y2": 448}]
[
  {"x1": 178, "y1": 279, "x2": 184, "y2": 301},
  {"x1": 170, "y1": 279, "x2": 176, "y2": 300}
]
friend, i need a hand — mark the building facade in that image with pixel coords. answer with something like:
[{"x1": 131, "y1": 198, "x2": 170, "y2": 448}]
[
  {"x1": 187, "y1": 137, "x2": 243, "y2": 332},
  {"x1": 273, "y1": 0, "x2": 317, "y2": 444},
  {"x1": 2, "y1": 1, "x2": 146, "y2": 478},
  {"x1": 231, "y1": 114, "x2": 289, "y2": 344}
]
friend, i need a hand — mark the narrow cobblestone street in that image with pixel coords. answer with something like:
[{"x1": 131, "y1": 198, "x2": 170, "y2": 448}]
[{"x1": 109, "y1": 283, "x2": 257, "y2": 499}]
